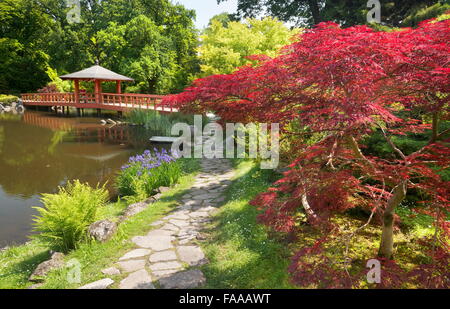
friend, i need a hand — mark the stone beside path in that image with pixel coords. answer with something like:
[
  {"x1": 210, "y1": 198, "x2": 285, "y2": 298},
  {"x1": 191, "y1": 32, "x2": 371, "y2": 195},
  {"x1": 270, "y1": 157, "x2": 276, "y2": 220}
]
[{"x1": 79, "y1": 158, "x2": 233, "y2": 289}]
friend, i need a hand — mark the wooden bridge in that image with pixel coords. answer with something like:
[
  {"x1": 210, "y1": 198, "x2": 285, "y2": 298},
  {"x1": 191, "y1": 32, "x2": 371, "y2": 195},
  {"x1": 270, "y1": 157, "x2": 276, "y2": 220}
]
[
  {"x1": 21, "y1": 92, "x2": 176, "y2": 113},
  {"x1": 21, "y1": 63, "x2": 177, "y2": 114}
]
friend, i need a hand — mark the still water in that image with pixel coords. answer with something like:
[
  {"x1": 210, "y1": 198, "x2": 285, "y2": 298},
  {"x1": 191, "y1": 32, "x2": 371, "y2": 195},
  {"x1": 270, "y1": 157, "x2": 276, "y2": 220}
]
[{"x1": 0, "y1": 110, "x2": 153, "y2": 247}]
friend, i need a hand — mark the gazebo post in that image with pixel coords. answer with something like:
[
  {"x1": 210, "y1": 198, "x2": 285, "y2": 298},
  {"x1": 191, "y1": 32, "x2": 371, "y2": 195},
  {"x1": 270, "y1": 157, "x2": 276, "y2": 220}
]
[
  {"x1": 116, "y1": 81, "x2": 121, "y2": 94},
  {"x1": 94, "y1": 79, "x2": 102, "y2": 104},
  {"x1": 74, "y1": 80, "x2": 80, "y2": 105}
]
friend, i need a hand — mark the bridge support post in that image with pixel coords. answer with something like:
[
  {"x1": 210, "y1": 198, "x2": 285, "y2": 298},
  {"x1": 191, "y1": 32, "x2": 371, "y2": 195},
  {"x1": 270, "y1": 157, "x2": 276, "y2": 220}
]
[
  {"x1": 97, "y1": 108, "x2": 101, "y2": 117},
  {"x1": 77, "y1": 108, "x2": 81, "y2": 116}
]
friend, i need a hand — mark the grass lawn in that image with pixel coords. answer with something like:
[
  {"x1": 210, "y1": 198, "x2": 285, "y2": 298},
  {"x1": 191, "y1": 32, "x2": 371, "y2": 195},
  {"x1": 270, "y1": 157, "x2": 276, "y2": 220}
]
[
  {"x1": 0, "y1": 159, "x2": 200, "y2": 289},
  {"x1": 201, "y1": 160, "x2": 295, "y2": 289}
]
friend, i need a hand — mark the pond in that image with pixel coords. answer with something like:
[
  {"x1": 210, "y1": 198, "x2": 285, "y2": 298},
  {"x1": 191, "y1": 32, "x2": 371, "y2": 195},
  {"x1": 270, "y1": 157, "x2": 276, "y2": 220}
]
[{"x1": 0, "y1": 110, "x2": 156, "y2": 247}]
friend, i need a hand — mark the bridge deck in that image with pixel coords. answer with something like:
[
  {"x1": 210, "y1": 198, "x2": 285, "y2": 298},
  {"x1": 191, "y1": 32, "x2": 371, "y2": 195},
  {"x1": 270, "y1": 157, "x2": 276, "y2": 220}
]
[{"x1": 21, "y1": 92, "x2": 177, "y2": 113}]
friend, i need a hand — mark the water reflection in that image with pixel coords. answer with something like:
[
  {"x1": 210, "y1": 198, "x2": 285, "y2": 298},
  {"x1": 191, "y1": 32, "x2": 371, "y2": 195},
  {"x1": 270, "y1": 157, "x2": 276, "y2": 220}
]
[{"x1": 0, "y1": 111, "x2": 155, "y2": 246}]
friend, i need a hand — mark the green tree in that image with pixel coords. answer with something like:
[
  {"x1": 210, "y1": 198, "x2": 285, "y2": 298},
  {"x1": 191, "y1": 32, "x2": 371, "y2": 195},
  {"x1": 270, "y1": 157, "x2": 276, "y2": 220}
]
[
  {"x1": 198, "y1": 17, "x2": 298, "y2": 76},
  {"x1": 0, "y1": 0, "x2": 53, "y2": 93},
  {"x1": 97, "y1": 15, "x2": 178, "y2": 94},
  {"x1": 220, "y1": 0, "x2": 449, "y2": 27}
]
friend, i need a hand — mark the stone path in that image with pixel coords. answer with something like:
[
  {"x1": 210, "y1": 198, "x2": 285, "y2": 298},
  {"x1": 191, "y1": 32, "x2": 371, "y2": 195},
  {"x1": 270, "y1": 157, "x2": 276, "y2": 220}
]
[{"x1": 79, "y1": 158, "x2": 233, "y2": 289}]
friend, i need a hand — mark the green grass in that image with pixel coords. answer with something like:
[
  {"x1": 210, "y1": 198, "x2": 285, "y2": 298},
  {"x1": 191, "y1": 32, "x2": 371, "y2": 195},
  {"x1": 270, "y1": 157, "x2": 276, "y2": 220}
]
[
  {"x1": 0, "y1": 159, "x2": 200, "y2": 289},
  {"x1": 201, "y1": 160, "x2": 294, "y2": 289}
]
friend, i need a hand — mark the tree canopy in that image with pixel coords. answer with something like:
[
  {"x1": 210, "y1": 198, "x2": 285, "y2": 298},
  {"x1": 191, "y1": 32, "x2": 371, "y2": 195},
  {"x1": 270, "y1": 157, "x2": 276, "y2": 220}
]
[
  {"x1": 0, "y1": 0, "x2": 199, "y2": 94},
  {"x1": 198, "y1": 16, "x2": 298, "y2": 76},
  {"x1": 219, "y1": 0, "x2": 450, "y2": 27},
  {"x1": 164, "y1": 16, "x2": 450, "y2": 287}
]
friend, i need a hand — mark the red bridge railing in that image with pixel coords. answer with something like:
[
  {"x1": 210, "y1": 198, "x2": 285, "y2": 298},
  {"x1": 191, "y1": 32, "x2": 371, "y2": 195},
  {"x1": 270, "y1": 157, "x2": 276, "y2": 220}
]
[{"x1": 21, "y1": 92, "x2": 175, "y2": 112}]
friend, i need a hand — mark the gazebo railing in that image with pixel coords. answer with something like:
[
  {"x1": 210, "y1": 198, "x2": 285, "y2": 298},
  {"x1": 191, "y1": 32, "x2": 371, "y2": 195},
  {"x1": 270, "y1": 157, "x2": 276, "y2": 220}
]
[{"x1": 21, "y1": 92, "x2": 175, "y2": 112}]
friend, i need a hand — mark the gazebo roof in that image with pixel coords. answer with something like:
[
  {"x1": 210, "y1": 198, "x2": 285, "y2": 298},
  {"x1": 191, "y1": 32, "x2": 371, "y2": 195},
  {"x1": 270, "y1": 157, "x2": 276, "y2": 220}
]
[{"x1": 60, "y1": 64, "x2": 134, "y2": 82}]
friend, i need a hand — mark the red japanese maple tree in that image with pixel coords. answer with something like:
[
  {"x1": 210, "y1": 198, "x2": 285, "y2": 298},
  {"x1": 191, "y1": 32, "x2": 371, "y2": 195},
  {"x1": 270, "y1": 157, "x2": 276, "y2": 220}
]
[{"x1": 164, "y1": 18, "x2": 449, "y2": 286}]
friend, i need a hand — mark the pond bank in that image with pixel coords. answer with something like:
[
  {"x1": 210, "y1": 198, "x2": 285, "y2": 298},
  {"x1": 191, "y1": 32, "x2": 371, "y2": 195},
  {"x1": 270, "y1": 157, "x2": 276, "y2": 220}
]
[
  {"x1": 0, "y1": 110, "x2": 164, "y2": 246},
  {"x1": 0, "y1": 159, "x2": 201, "y2": 289}
]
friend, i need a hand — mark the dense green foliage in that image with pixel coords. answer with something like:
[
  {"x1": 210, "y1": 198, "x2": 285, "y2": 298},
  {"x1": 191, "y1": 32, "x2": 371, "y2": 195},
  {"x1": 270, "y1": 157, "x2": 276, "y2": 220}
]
[
  {"x1": 0, "y1": 0, "x2": 199, "y2": 94},
  {"x1": 0, "y1": 94, "x2": 19, "y2": 105},
  {"x1": 220, "y1": 0, "x2": 448, "y2": 27},
  {"x1": 198, "y1": 17, "x2": 298, "y2": 76},
  {"x1": 32, "y1": 180, "x2": 109, "y2": 252}
]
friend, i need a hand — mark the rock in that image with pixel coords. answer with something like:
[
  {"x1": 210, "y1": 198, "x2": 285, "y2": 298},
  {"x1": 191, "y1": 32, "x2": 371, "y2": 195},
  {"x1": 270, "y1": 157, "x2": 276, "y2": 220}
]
[
  {"x1": 132, "y1": 235, "x2": 173, "y2": 251},
  {"x1": 159, "y1": 270, "x2": 206, "y2": 289},
  {"x1": 101, "y1": 267, "x2": 121, "y2": 276},
  {"x1": 147, "y1": 229, "x2": 174, "y2": 237},
  {"x1": 28, "y1": 283, "x2": 44, "y2": 289},
  {"x1": 119, "y1": 269, "x2": 155, "y2": 289},
  {"x1": 123, "y1": 202, "x2": 148, "y2": 218},
  {"x1": 158, "y1": 186, "x2": 170, "y2": 193},
  {"x1": 160, "y1": 223, "x2": 180, "y2": 232},
  {"x1": 149, "y1": 250, "x2": 177, "y2": 263},
  {"x1": 29, "y1": 252, "x2": 65, "y2": 282},
  {"x1": 79, "y1": 278, "x2": 114, "y2": 289},
  {"x1": 150, "y1": 220, "x2": 164, "y2": 227},
  {"x1": 119, "y1": 249, "x2": 152, "y2": 261},
  {"x1": 169, "y1": 219, "x2": 190, "y2": 228},
  {"x1": 177, "y1": 246, "x2": 208, "y2": 266},
  {"x1": 117, "y1": 260, "x2": 146, "y2": 273},
  {"x1": 152, "y1": 193, "x2": 163, "y2": 200},
  {"x1": 88, "y1": 220, "x2": 117, "y2": 242},
  {"x1": 149, "y1": 261, "x2": 183, "y2": 271},
  {"x1": 151, "y1": 269, "x2": 180, "y2": 280}
]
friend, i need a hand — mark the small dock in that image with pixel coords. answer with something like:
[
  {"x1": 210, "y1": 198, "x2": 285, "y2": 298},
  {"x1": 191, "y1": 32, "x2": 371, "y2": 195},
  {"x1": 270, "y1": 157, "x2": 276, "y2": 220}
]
[{"x1": 149, "y1": 136, "x2": 179, "y2": 143}]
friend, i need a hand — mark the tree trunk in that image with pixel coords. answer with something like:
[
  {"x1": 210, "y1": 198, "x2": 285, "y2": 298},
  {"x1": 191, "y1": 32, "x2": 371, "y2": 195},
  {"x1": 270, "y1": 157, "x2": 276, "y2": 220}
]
[
  {"x1": 378, "y1": 181, "x2": 407, "y2": 259},
  {"x1": 301, "y1": 194, "x2": 318, "y2": 222},
  {"x1": 307, "y1": 0, "x2": 322, "y2": 25}
]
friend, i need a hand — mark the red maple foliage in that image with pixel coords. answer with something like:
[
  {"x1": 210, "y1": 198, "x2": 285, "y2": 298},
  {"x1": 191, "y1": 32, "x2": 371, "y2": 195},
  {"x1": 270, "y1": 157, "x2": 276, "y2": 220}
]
[{"x1": 164, "y1": 17, "x2": 450, "y2": 288}]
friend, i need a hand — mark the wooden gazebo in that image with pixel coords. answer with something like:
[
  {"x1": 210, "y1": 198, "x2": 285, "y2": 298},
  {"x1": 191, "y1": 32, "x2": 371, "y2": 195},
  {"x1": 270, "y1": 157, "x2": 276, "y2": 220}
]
[
  {"x1": 59, "y1": 62, "x2": 134, "y2": 106},
  {"x1": 21, "y1": 63, "x2": 176, "y2": 114}
]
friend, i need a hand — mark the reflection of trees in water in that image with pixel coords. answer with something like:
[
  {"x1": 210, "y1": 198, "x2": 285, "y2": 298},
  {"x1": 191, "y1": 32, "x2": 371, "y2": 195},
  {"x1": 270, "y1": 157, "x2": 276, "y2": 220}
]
[{"x1": 0, "y1": 117, "x2": 134, "y2": 199}]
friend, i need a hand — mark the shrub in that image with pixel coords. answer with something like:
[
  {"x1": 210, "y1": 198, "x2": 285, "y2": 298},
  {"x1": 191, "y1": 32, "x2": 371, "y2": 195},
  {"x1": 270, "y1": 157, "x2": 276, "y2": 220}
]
[
  {"x1": 32, "y1": 181, "x2": 109, "y2": 252},
  {"x1": 0, "y1": 94, "x2": 18, "y2": 106},
  {"x1": 116, "y1": 148, "x2": 181, "y2": 199}
]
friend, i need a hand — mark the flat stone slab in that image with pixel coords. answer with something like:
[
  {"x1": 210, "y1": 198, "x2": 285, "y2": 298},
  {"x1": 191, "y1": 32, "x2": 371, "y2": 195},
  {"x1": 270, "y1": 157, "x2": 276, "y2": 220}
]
[
  {"x1": 152, "y1": 269, "x2": 180, "y2": 280},
  {"x1": 169, "y1": 219, "x2": 190, "y2": 228},
  {"x1": 149, "y1": 261, "x2": 183, "y2": 271},
  {"x1": 147, "y1": 229, "x2": 175, "y2": 237},
  {"x1": 118, "y1": 259, "x2": 146, "y2": 273},
  {"x1": 160, "y1": 223, "x2": 180, "y2": 231},
  {"x1": 132, "y1": 235, "x2": 173, "y2": 251},
  {"x1": 119, "y1": 269, "x2": 155, "y2": 289},
  {"x1": 101, "y1": 267, "x2": 121, "y2": 276},
  {"x1": 159, "y1": 270, "x2": 206, "y2": 289},
  {"x1": 79, "y1": 278, "x2": 114, "y2": 289},
  {"x1": 150, "y1": 220, "x2": 164, "y2": 227},
  {"x1": 119, "y1": 249, "x2": 151, "y2": 261},
  {"x1": 149, "y1": 250, "x2": 178, "y2": 263},
  {"x1": 177, "y1": 246, "x2": 208, "y2": 266}
]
